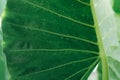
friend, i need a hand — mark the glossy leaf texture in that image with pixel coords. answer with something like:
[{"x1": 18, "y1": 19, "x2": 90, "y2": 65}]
[{"x1": 2, "y1": 0, "x2": 100, "y2": 80}]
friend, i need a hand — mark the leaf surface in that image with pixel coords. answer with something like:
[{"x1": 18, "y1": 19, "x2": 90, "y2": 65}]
[
  {"x1": 107, "y1": 0, "x2": 120, "y2": 79},
  {"x1": 97, "y1": 0, "x2": 120, "y2": 80},
  {"x1": 2, "y1": 0, "x2": 100, "y2": 80}
]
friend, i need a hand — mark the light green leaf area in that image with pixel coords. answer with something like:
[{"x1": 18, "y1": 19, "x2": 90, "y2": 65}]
[
  {"x1": 111, "y1": 0, "x2": 120, "y2": 40},
  {"x1": 0, "y1": 0, "x2": 9, "y2": 80},
  {"x1": 0, "y1": 0, "x2": 6, "y2": 16},
  {"x1": 2, "y1": 0, "x2": 100, "y2": 80},
  {"x1": 98, "y1": 51, "x2": 120, "y2": 80},
  {"x1": 108, "y1": 56, "x2": 120, "y2": 80},
  {"x1": 94, "y1": 0, "x2": 119, "y2": 49},
  {"x1": 102, "y1": 47, "x2": 120, "y2": 80},
  {"x1": 108, "y1": 0, "x2": 120, "y2": 79},
  {"x1": 114, "y1": 14, "x2": 120, "y2": 39},
  {"x1": 98, "y1": 0, "x2": 120, "y2": 80}
]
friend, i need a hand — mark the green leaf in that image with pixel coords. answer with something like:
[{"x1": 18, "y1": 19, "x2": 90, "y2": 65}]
[
  {"x1": 2, "y1": 0, "x2": 111, "y2": 80},
  {"x1": 114, "y1": 14, "x2": 120, "y2": 40},
  {"x1": 112, "y1": 0, "x2": 120, "y2": 14},
  {"x1": 98, "y1": 46, "x2": 120, "y2": 80},
  {"x1": 101, "y1": 46, "x2": 120, "y2": 80},
  {"x1": 97, "y1": 0, "x2": 120, "y2": 79},
  {"x1": 0, "y1": 30, "x2": 8, "y2": 80},
  {"x1": 106, "y1": 27, "x2": 120, "y2": 80},
  {"x1": 108, "y1": 0, "x2": 120, "y2": 79},
  {"x1": 108, "y1": 56, "x2": 120, "y2": 80},
  {"x1": 111, "y1": 0, "x2": 120, "y2": 39}
]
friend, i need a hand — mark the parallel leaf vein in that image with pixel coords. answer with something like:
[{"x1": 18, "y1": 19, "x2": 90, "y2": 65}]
[
  {"x1": 23, "y1": 0, "x2": 94, "y2": 28},
  {"x1": 6, "y1": 22, "x2": 98, "y2": 45},
  {"x1": 65, "y1": 58, "x2": 99, "y2": 80},
  {"x1": 64, "y1": 67, "x2": 89, "y2": 80},
  {"x1": 80, "y1": 57, "x2": 100, "y2": 80},
  {"x1": 17, "y1": 57, "x2": 98, "y2": 78}
]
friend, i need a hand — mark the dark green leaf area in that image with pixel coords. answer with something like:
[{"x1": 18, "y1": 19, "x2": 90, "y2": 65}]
[
  {"x1": 2, "y1": 0, "x2": 99, "y2": 80},
  {"x1": 78, "y1": 0, "x2": 90, "y2": 4},
  {"x1": 113, "y1": 0, "x2": 120, "y2": 14},
  {"x1": 3, "y1": 22, "x2": 98, "y2": 51},
  {"x1": 7, "y1": 51, "x2": 98, "y2": 80},
  {"x1": 7, "y1": 0, "x2": 93, "y2": 25}
]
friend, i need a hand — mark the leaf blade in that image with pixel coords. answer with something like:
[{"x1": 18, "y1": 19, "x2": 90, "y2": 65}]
[{"x1": 2, "y1": 0, "x2": 100, "y2": 80}]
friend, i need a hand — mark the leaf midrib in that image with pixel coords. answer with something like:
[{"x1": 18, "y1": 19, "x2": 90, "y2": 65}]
[{"x1": 91, "y1": 0, "x2": 109, "y2": 80}]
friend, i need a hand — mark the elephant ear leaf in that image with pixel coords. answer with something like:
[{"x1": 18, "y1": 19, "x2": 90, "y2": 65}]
[{"x1": 2, "y1": 0, "x2": 101, "y2": 80}]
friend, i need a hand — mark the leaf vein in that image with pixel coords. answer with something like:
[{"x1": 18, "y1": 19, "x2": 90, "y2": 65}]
[
  {"x1": 64, "y1": 67, "x2": 89, "y2": 80},
  {"x1": 17, "y1": 57, "x2": 98, "y2": 78},
  {"x1": 10, "y1": 49, "x2": 99, "y2": 55},
  {"x1": 23, "y1": 0, "x2": 94, "y2": 28},
  {"x1": 6, "y1": 21, "x2": 98, "y2": 45},
  {"x1": 77, "y1": 0, "x2": 90, "y2": 6},
  {"x1": 80, "y1": 57, "x2": 100, "y2": 80}
]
